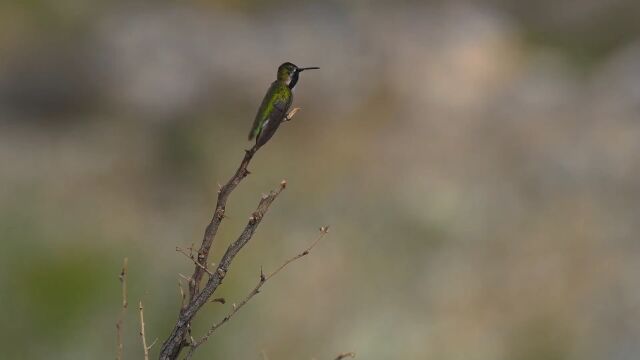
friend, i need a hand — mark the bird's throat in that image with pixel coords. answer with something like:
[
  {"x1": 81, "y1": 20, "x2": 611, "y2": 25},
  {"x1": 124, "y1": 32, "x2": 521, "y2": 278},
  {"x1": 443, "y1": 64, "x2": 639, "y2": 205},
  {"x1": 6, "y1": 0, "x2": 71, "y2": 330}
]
[{"x1": 288, "y1": 72, "x2": 299, "y2": 89}]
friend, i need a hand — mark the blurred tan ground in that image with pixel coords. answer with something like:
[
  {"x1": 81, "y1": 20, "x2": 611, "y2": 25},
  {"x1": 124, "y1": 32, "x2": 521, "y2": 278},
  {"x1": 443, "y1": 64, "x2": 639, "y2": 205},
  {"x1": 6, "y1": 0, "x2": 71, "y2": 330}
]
[{"x1": 1, "y1": 1, "x2": 640, "y2": 359}]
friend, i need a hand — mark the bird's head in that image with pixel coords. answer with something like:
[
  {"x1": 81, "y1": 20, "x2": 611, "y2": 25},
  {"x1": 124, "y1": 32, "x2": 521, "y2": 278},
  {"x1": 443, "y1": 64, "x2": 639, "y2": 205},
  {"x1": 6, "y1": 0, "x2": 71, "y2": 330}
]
[{"x1": 277, "y1": 62, "x2": 319, "y2": 89}]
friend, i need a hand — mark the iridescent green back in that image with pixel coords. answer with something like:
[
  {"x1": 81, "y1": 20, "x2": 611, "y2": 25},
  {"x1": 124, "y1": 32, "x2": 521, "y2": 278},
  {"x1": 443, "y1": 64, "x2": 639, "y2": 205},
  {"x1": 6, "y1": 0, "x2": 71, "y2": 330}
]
[{"x1": 248, "y1": 80, "x2": 292, "y2": 143}]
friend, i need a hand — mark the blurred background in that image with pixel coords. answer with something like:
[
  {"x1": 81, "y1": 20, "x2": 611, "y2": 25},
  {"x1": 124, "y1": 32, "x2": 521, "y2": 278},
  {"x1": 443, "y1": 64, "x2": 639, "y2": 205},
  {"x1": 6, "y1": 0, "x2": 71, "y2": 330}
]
[{"x1": 2, "y1": 0, "x2": 640, "y2": 359}]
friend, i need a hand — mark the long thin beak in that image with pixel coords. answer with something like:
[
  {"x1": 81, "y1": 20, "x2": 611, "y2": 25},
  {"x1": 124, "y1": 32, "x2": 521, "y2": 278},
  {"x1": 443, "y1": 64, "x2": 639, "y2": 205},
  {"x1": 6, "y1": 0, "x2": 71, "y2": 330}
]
[{"x1": 298, "y1": 67, "x2": 320, "y2": 72}]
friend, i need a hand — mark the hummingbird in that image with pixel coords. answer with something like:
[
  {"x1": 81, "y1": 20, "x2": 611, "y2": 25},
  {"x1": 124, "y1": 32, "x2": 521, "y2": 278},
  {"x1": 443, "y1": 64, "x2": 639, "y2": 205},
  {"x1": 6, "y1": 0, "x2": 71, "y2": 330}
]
[{"x1": 248, "y1": 62, "x2": 319, "y2": 148}]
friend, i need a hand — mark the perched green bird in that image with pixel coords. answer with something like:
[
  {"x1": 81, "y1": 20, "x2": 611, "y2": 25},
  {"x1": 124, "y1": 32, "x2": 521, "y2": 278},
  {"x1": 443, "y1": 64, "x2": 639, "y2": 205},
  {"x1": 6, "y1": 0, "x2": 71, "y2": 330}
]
[{"x1": 248, "y1": 62, "x2": 319, "y2": 147}]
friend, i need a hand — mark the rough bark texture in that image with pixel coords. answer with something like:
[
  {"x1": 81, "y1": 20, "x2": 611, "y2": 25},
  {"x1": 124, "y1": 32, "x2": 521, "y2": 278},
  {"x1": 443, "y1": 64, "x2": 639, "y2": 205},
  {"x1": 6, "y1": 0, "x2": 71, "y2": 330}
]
[
  {"x1": 158, "y1": 165, "x2": 284, "y2": 360},
  {"x1": 188, "y1": 146, "x2": 257, "y2": 300}
]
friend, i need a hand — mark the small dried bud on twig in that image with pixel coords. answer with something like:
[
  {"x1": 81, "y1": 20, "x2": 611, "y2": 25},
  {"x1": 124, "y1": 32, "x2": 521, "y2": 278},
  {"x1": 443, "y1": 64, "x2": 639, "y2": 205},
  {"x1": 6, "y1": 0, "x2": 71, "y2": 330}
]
[
  {"x1": 284, "y1": 107, "x2": 301, "y2": 122},
  {"x1": 334, "y1": 352, "x2": 356, "y2": 360}
]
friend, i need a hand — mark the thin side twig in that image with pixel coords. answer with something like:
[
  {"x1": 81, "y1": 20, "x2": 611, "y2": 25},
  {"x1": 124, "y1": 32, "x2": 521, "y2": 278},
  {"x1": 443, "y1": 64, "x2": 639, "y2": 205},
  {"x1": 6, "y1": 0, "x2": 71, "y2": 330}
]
[
  {"x1": 184, "y1": 226, "x2": 329, "y2": 359},
  {"x1": 177, "y1": 246, "x2": 213, "y2": 276},
  {"x1": 116, "y1": 257, "x2": 128, "y2": 360},
  {"x1": 139, "y1": 301, "x2": 157, "y2": 360}
]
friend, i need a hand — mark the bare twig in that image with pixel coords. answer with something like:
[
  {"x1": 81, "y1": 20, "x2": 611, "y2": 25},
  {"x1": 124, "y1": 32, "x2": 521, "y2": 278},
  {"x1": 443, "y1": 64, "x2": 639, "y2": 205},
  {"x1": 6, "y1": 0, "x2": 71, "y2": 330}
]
[
  {"x1": 184, "y1": 227, "x2": 329, "y2": 359},
  {"x1": 158, "y1": 109, "x2": 308, "y2": 360},
  {"x1": 282, "y1": 107, "x2": 301, "y2": 122},
  {"x1": 188, "y1": 145, "x2": 258, "y2": 301},
  {"x1": 116, "y1": 258, "x2": 128, "y2": 360},
  {"x1": 159, "y1": 181, "x2": 287, "y2": 360},
  {"x1": 149, "y1": 339, "x2": 158, "y2": 350},
  {"x1": 334, "y1": 352, "x2": 356, "y2": 360},
  {"x1": 177, "y1": 246, "x2": 213, "y2": 276},
  {"x1": 139, "y1": 301, "x2": 157, "y2": 360},
  {"x1": 264, "y1": 226, "x2": 328, "y2": 281}
]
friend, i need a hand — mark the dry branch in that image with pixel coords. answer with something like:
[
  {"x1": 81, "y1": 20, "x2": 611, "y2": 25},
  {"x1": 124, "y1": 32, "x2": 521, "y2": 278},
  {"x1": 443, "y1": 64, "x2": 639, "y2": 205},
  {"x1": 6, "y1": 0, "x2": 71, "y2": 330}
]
[
  {"x1": 159, "y1": 181, "x2": 286, "y2": 360},
  {"x1": 188, "y1": 105, "x2": 300, "y2": 299},
  {"x1": 183, "y1": 227, "x2": 329, "y2": 359},
  {"x1": 139, "y1": 301, "x2": 149, "y2": 360},
  {"x1": 139, "y1": 301, "x2": 157, "y2": 360},
  {"x1": 157, "y1": 108, "x2": 332, "y2": 360},
  {"x1": 116, "y1": 258, "x2": 128, "y2": 360},
  {"x1": 188, "y1": 145, "x2": 258, "y2": 300}
]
